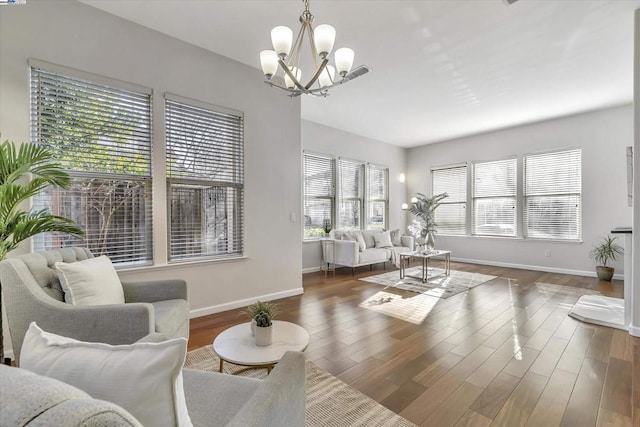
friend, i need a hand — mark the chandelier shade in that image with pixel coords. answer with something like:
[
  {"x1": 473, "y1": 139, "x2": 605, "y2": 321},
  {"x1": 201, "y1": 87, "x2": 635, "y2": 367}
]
[{"x1": 259, "y1": 0, "x2": 370, "y2": 97}]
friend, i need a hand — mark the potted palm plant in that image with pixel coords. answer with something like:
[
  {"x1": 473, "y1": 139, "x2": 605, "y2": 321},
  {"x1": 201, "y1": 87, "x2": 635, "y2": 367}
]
[
  {"x1": 589, "y1": 235, "x2": 623, "y2": 281},
  {"x1": 245, "y1": 300, "x2": 277, "y2": 346},
  {"x1": 0, "y1": 138, "x2": 84, "y2": 362},
  {"x1": 405, "y1": 192, "x2": 448, "y2": 253}
]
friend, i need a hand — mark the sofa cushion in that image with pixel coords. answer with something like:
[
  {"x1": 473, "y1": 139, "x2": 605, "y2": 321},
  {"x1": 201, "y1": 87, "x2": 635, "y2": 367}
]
[
  {"x1": 374, "y1": 230, "x2": 393, "y2": 248},
  {"x1": 20, "y1": 323, "x2": 192, "y2": 427},
  {"x1": 360, "y1": 230, "x2": 377, "y2": 249},
  {"x1": 349, "y1": 231, "x2": 366, "y2": 252},
  {"x1": 358, "y1": 248, "x2": 389, "y2": 264},
  {"x1": 389, "y1": 229, "x2": 402, "y2": 246},
  {"x1": 153, "y1": 299, "x2": 190, "y2": 337},
  {"x1": 183, "y1": 369, "x2": 261, "y2": 426},
  {"x1": 0, "y1": 364, "x2": 142, "y2": 426},
  {"x1": 55, "y1": 255, "x2": 125, "y2": 305}
]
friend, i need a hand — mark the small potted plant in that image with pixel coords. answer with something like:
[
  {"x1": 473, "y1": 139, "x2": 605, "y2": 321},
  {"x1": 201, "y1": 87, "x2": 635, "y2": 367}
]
[
  {"x1": 589, "y1": 235, "x2": 623, "y2": 281},
  {"x1": 245, "y1": 300, "x2": 277, "y2": 346},
  {"x1": 322, "y1": 219, "x2": 332, "y2": 237}
]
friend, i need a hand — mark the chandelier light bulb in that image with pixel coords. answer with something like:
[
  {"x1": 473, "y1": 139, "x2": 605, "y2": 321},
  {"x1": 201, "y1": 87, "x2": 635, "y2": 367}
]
[
  {"x1": 411, "y1": 197, "x2": 418, "y2": 204},
  {"x1": 313, "y1": 24, "x2": 336, "y2": 57},
  {"x1": 271, "y1": 26, "x2": 293, "y2": 58},
  {"x1": 335, "y1": 47, "x2": 355, "y2": 77},
  {"x1": 318, "y1": 65, "x2": 335, "y2": 88},
  {"x1": 401, "y1": 203, "x2": 409, "y2": 210},
  {"x1": 284, "y1": 67, "x2": 302, "y2": 89},
  {"x1": 260, "y1": 50, "x2": 279, "y2": 78}
]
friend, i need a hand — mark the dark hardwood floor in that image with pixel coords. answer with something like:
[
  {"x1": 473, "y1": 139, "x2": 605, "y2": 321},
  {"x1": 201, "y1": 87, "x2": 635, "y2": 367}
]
[{"x1": 188, "y1": 261, "x2": 637, "y2": 426}]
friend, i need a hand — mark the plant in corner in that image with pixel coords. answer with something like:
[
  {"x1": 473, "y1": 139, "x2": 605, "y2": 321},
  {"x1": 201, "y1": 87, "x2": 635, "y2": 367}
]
[
  {"x1": 322, "y1": 219, "x2": 332, "y2": 237},
  {"x1": 589, "y1": 235, "x2": 623, "y2": 281},
  {"x1": 0, "y1": 138, "x2": 84, "y2": 362},
  {"x1": 245, "y1": 300, "x2": 277, "y2": 347},
  {"x1": 405, "y1": 192, "x2": 448, "y2": 253}
]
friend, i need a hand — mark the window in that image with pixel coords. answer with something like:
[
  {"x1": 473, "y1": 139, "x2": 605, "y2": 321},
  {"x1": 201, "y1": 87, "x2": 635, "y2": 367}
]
[
  {"x1": 337, "y1": 159, "x2": 364, "y2": 230},
  {"x1": 431, "y1": 165, "x2": 467, "y2": 235},
  {"x1": 166, "y1": 96, "x2": 244, "y2": 260},
  {"x1": 472, "y1": 158, "x2": 517, "y2": 237},
  {"x1": 31, "y1": 66, "x2": 153, "y2": 265},
  {"x1": 303, "y1": 153, "x2": 335, "y2": 239},
  {"x1": 524, "y1": 148, "x2": 581, "y2": 240},
  {"x1": 366, "y1": 164, "x2": 388, "y2": 231}
]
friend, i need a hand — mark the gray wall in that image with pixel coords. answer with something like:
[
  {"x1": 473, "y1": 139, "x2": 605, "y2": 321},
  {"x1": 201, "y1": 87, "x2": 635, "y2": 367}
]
[
  {"x1": 301, "y1": 120, "x2": 407, "y2": 271},
  {"x1": 406, "y1": 104, "x2": 633, "y2": 277},
  {"x1": 0, "y1": 0, "x2": 302, "y2": 319}
]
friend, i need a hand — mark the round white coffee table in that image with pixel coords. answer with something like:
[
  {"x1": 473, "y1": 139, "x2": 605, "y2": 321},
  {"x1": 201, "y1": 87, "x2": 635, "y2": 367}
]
[{"x1": 212, "y1": 320, "x2": 309, "y2": 374}]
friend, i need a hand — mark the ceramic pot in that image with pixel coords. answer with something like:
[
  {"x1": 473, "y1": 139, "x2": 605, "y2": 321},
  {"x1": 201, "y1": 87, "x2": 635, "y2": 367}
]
[
  {"x1": 250, "y1": 319, "x2": 256, "y2": 336},
  {"x1": 255, "y1": 325, "x2": 273, "y2": 346},
  {"x1": 595, "y1": 266, "x2": 614, "y2": 281}
]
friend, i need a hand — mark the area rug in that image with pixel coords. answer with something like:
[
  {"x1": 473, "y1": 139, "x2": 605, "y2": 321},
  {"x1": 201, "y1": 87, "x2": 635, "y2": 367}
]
[
  {"x1": 185, "y1": 346, "x2": 416, "y2": 427},
  {"x1": 359, "y1": 267, "x2": 497, "y2": 298}
]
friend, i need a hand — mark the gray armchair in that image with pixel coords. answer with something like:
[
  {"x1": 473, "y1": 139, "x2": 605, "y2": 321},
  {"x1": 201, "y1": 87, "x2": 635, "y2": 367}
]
[{"x1": 0, "y1": 247, "x2": 189, "y2": 364}]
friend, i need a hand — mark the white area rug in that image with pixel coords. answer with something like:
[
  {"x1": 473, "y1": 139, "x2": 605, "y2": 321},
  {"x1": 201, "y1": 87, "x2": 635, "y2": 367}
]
[{"x1": 360, "y1": 267, "x2": 497, "y2": 299}]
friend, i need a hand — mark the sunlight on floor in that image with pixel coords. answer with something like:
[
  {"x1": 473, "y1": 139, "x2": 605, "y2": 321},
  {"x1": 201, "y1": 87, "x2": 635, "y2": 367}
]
[
  {"x1": 359, "y1": 290, "x2": 439, "y2": 324},
  {"x1": 508, "y1": 278, "x2": 523, "y2": 361}
]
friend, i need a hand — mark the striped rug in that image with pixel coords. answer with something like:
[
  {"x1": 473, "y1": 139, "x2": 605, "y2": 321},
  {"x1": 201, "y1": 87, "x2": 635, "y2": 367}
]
[{"x1": 185, "y1": 346, "x2": 416, "y2": 427}]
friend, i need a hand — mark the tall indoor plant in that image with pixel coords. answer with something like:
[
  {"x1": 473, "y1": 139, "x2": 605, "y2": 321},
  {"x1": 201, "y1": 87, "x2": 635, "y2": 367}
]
[
  {"x1": 589, "y1": 235, "x2": 623, "y2": 281},
  {"x1": 406, "y1": 192, "x2": 448, "y2": 253},
  {"x1": 0, "y1": 138, "x2": 84, "y2": 362}
]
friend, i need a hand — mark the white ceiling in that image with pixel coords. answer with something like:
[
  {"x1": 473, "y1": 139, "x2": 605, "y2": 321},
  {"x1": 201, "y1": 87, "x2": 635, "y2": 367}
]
[{"x1": 81, "y1": 0, "x2": 640, "y2": 147}]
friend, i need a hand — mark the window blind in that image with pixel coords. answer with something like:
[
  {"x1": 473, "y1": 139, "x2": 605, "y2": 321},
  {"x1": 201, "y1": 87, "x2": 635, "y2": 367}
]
[
  {"x1": 524, "y1": 149, "x2": 581, "y2": 240},
  {"x1": 338, "y1": 159, "x2": 364, "y2": 230},
  {"x1": 303, "y1": 153, "x2": 335, "y2": 238},
  {"x1": 432, "y1": 165, "x2": 467, "y2": 235},
  {"x1": 366, "y1": 165, "x2": 388, "y2": 230},
  {"x1": 472, "y1": 158, "x2": 517, "y2": 237},
  {"x1": 166, "y1": 97, "x2": 244, "y2": 260},
  {"x1": 31, "y1": 67, "x2": 153, "y2": 265}
]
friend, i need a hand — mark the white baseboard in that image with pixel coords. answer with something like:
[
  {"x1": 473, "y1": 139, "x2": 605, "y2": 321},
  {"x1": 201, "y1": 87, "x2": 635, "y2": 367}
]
[
  {"x1": 302, "y1": 266, "x2": 322, "y2": 274},
  {"x1": 629, "y1": 325, "x2": 640, "y2": 337},
  {"x1": 189, "y1": 287, "x2": 304, "y2": 319},
  {"x1": 450, "y1": 257, "x2": 624, "y2": 281}
]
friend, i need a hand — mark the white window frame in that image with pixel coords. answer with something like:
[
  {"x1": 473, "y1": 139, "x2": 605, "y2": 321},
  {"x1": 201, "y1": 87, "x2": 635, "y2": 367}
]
[
  {"x1": 523, "y1": 148, "x2": 582, "y2": 241},
  {"x1": 165, "y1": 94, "x2": 244, "y2": 261},
  {"x1": 472, "y1": 157, "x2": 517, "y2": 238},
  {"x1": 30, "y1": 60, "x2": 154, "y2": 266},
  {"x1": 431, "y1": 163, "x2": 468, "y2": 236},
  {"x1": 302, "y1": 151, "x2": 336, "y2": 240},
  {"x1": 337, "y1": 158, "x2": 365, "y2": 231},
  {"x1": 366, "y1": 163, "x2": 389, "y2": 231}
]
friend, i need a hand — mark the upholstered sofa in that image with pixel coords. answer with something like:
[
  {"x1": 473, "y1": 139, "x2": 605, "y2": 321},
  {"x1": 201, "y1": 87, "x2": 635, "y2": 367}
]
[
  {"x1": 325, "y1": 229, "x2": 414, "y2": 274},
  {"x1": 0, "y1": 247, "x2": 189, "y2": 363},
  {"x1": 0, "y1": 350, "x2": 306, "y2": 426}
]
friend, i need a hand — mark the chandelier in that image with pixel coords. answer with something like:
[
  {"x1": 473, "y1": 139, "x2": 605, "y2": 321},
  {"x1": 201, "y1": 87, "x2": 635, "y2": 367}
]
[{"x1": 259, "y1": 0, "x2": 370, "y2": 97}]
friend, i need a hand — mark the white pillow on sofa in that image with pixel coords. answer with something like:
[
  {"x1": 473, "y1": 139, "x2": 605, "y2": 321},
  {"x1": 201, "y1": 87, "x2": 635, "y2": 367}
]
[
  {"x1": 389, "y1": 229, "x2": 402, "y2": 246},
  {"x1": 55, "y1": 255, "x2": 125, "y2": 305},
  {"x1": 20, "y1": 322, "x2": 192, "y2": 427},
  {"x1": 374, "y1": 230, "x2": 393, "y2": 248}
]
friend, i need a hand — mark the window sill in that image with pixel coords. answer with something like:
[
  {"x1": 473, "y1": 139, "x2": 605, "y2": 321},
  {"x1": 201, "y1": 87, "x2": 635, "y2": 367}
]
[
  {"x1": 437, "y1": 234, "x2": 583, "y2": 244},
  {"x1": 117, "y1": 255, "x2": 247, "y2": 273}
]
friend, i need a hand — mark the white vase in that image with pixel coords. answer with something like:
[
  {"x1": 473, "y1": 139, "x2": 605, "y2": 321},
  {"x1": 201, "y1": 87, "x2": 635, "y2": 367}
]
[
  {"x1": 255, "y1": 325, "x2": 273, "y2": 346},
  {"x1": 250, "y1": 319, "x2": 256, "y2": 336}
]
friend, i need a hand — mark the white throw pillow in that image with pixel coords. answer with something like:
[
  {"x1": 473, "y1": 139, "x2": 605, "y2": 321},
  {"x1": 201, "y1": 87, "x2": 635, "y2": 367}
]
[
  {"x1": 55, "y1": 255, "x2": 125, "y2": 305},
  {"x1": 20, "y1": 323, "x2": 192, "y2": 427},
  {"x1": 374, "y1": 230, "x2": 393, "y2": 248},
  {"x1": 350, "y1": 231, "x2": 366, "y2": 252},
  {"x1": 389, "y1": 229, "x2": 402, "y2": 246}
]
